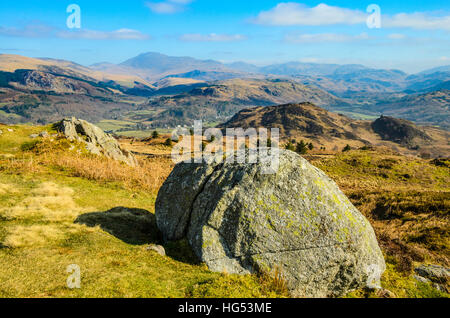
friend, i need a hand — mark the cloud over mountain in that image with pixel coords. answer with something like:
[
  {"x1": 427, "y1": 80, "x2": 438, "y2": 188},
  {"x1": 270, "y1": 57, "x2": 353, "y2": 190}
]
[{"x1": 180, "y1": 33, "x2": 247, "y2": 42}]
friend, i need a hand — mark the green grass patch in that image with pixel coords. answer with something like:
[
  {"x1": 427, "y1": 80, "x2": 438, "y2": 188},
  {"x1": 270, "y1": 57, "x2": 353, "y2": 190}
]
[
  {"x1": 95, "y1": 120, "x2": 136, "y2": 132},
  {"x1": 0, "y1": 124, "x2": 54, "y2": 154}
]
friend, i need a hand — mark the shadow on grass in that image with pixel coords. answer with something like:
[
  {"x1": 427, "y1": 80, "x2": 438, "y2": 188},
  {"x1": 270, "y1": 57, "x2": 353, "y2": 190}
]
[
  {"x1": 165, "y1": 239, "x2": 202, "y2": 265},
  {"x1": 75, "y1": 207, "x2": 200, "y2": 264},
  {"x1": 75, "y1": 207, "x2": 161, "y2": 245}
]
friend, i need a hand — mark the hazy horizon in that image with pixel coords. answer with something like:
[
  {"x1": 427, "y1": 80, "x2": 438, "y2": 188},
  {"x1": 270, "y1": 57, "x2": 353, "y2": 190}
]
[
  {"x1": 0, "y1": 1, "x2": 449, "y2": 73},
  {"x1": 2, "y1": 50, "x2": 449, "y2": 75}
]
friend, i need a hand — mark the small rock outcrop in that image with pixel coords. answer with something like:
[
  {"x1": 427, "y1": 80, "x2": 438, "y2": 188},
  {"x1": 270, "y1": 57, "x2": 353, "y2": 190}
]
[
  {"x1": 146, "y1": 244, "x2": 166, "y2": 256},
  {"x1": 54, "y1": 117, "x2": 137, "y2": 166},
  {"x1": 155, "y1": 149, "x2": 385, "y2": 297},
  {"x1": 371, "y1": 116, "x2": 432, "y2": 147},
  {"x1": 415, "y1": 264, "x2": 449, "y2": 293}
]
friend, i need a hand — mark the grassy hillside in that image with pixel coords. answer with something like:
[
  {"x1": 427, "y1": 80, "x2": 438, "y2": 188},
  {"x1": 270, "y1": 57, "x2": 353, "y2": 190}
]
[
  {"x1": 0, "y1": 124, "x2": 448, "y2": 298},
  {"x1": 0, "y1": 124, "x2": 286, "y2": 298},
  {"x1": 310, "y1": 150, "x2": 449, "y2": 297},
  {"x1": 311, "y1": 151, "x2": 449, "y2": 264}
]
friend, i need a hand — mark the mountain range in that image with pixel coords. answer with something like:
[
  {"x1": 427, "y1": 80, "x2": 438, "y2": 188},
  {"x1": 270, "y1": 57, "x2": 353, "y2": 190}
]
[
  {"x1": 92, "y1": 52, "x2": 450, "y2": 94},
  {"x1": 0, "y1": 52, "x2": 449, "y2": 132}
]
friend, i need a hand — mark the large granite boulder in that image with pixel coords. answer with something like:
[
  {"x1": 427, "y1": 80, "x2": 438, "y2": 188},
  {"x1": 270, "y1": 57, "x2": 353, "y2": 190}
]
[
  {"x1": 54, "y1": 117, "x2": 137, "y2": 166},
  {"x1": 155, "y1": 149, "x2": 385, "y2": 297}
]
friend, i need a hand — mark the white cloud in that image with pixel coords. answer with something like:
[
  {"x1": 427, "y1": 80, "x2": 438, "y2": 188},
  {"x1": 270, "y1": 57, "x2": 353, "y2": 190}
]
[
  {"x1": 252, "y1": 2, "x2": 450, "y2": 31},
  {"x1": 285, "y1": 32, "x2": 370, "y2": 43},
  {"x1": 180, "y1": 33, "x2": 247, "y2": 42},
  {"x1": 169, "y1": 0, "x2": 193, "y2": 3},
  {"x1": 387, "y1": 33, "x2": 406, "y2": 40},
  {"x1": 384, "y1": 13, "x2": 450, "y2": 31},
  {"x1": 0, "y1": 24, "x2": 150, "y2": 40},
  {"x1": 0, "y1": 24, "x2": 54, "y2": 38},
  {"x1": 57, "y1": 28, "x2": 150, "y2": 40},
  {"x1": 146, "y1": 0, "x2": 193, "y2": 14},
  {"x1": 252, "y1": 3, "x2": 366, "y2": 26}
]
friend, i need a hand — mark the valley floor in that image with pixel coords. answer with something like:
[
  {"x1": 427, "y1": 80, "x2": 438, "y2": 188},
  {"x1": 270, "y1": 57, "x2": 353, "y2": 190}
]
[{"x1": 0, "y1": 124, "x2": 448, "y2": 298}]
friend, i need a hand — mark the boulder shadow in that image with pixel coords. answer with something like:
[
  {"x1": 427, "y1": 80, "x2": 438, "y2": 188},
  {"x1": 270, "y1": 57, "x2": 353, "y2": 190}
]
[
  {"x1": 75, "y1": 207, "x2": 200, "y2": 265},
  {"x1": 75, "y1": 207, "x2": 161, "y2": 245},
  {"x1": 164, "y1": 239, "x2": 202, "y2": 265}
]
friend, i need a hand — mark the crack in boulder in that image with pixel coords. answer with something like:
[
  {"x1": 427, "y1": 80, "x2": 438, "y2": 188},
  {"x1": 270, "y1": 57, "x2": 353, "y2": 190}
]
[{"x1": 182, "y1": 163, "x2": 224, "y2": 237}]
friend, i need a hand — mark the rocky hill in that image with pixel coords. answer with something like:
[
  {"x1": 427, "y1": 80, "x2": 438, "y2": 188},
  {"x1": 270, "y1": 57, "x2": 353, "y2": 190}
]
[
  {"x1": 54, "y1": 117, "x2": 137, "y2": 166},
  {"x1": 371, "y1": 116, "x2": 433, "y2": 147},
  {"x1": 219, "y1": 103, "x2": 450, "y2": 157},
  {"x1": 0, "y1": 68, "x2": 148, "y2": 124},
  {"x1": 219, "y1": 102, "x2": 359, "y2": 139},
  {"x1": 0, "y1": 54, "x2": 153, "y2": 87}
]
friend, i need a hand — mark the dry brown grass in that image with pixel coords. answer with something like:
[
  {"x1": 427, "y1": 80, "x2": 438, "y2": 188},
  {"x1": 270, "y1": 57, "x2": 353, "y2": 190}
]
[
  {"x1": 3, "y1": 136, "x2": 175, "y2": 194},
  {"x1": 311, "y1": 150, "x2": 450, "y2": 270},
  {"x1": 259, "y1": 266, "x2": 289, "y2": 297},
  {"x1": 43, "y1": 154, "x2": 173, "y2": 194},
  {"x1": 346, "y1": 188, "x2": 450, "y2": 268},
  {"x1": 0, "y1": 155, "x2": 43, "y2": 175}
]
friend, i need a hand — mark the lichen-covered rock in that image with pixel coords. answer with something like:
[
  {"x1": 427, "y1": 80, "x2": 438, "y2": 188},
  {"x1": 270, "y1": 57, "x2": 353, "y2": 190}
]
[
  {"x1": 54, "y1": 117, "x2": 137, "y2": 166},
  {"x1": 415, "y1": 264, "x2": 449, "y2": 293},
  {"x1": 155, "y1": 149, "x2": 385, "y2": 298},
  {"x1": 415, "y1": 264, "x2": 449, "y2": 282}
]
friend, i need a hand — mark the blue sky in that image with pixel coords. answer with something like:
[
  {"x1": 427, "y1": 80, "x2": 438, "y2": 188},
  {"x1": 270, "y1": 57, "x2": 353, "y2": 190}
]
[{"x1": 0, "y1": 0, "x2": 449, "y2": 73}]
